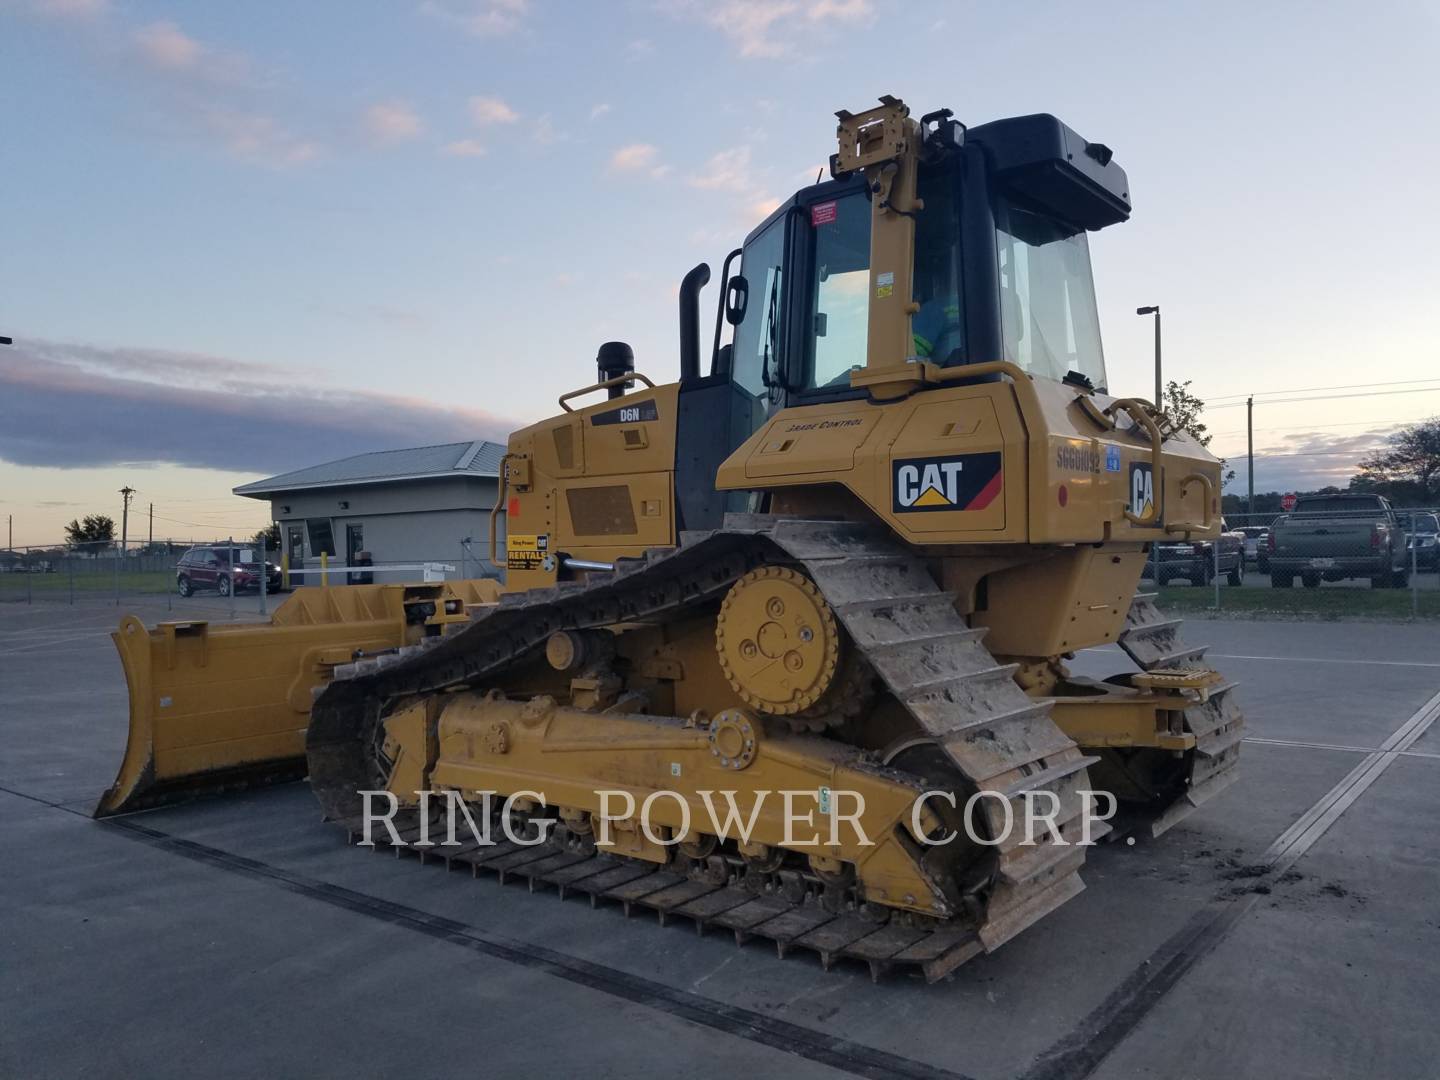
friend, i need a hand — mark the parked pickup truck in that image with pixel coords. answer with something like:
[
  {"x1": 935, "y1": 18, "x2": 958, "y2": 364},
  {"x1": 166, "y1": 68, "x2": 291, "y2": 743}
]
[
  {"x1": 1267, "y1": 493, "x2": 1410, "y2": 588},
  {"x1": 1154, "y1": 519, "x2": 1246, "y2": 586}
]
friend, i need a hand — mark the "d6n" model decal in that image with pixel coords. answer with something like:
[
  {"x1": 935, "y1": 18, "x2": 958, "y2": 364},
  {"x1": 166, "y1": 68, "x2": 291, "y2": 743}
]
[{"x1": 892, "y1": 452, "x2": 1003, "y2": 513}]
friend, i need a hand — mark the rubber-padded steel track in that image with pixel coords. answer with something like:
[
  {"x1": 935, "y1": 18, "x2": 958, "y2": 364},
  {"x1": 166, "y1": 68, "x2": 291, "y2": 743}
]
[
  {"x1": 1117, "y1": 592, "x2": 1245, "y2": 836},
  {"x1": 309, "y1": 516, "x2": 1099, "y2": 977}
]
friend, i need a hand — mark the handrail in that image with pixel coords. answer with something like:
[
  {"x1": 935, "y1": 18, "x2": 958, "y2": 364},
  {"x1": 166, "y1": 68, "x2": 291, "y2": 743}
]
[
  {"x1": 1075, "y1": 395, "x2": 1114, "y2": 432},
  {"x1": 1105, "y1": 397, "x2": 1163, "y2": 527},
  {"x1": 931, "y1": 359, "x2": 1032, "y2": 387},
  {"x1": 1166, "y1": 472, "x2": 1215, "y2": 534},
  {"x1": 488, "y1": 453, "x2": 512, "y2": 567},
  {"x1": 931, "y1": 359, "x2": 1046, "y2": 420},
  {"x1": 558, "y1": 372, "x2": 656, "y2": 412}
]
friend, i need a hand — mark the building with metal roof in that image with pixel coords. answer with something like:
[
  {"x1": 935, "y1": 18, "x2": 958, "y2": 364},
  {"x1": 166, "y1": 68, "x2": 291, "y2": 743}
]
[{"x1": 234, "y1": 440, "x2": 505, "y2": 582}]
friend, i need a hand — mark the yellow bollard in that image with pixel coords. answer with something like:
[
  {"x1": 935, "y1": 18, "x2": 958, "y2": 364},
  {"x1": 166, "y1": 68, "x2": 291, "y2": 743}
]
[
  {"x1": 320, "y1": 551, "x2": 328, "y2": 588},
  {"x1": 281, "y1": 552, "x2": 290, "y2": 590}
]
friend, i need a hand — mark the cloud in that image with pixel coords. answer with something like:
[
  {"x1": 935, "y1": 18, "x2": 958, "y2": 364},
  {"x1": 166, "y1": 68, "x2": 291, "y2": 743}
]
[
  {"x1": 468, "y1": 95, "x2": 519, "y2": 125},
  {"x1": 113, "y1": 17, "x2": 319, "y2": 166},
  {"x1": 133, "y1": 20, "x2": 202, "y2": 70},
  {"x1": 129, "y1": 19, "x2": 252, "y2": 84},
  {"x1": 689, "y1": 145, "x2": 754, "y2": 192},
  {"x1": 705, "y1": 0, "x2": 799, "y2": 58},
  {"x1": 364, "y1": 100, "x2": 424, "y2": 144},
  {"x1": 441, "y1": 138, "x2": 487, "y2": 157},
  {"x1": 806, "y1": 0, "x2": 872, "y2": 22},
  {"x1": 0, "y1": 340, "x2": 517, "y2": 473},
  {"x1": 608, "y1": 143, "x2": 662, "y2": 174},
  {"x1": 202, "y1": 108, "x2": 322, "y2": 167},
  {"x1": 532, "y1": 113, "x2": 565, "y2": 146},
  {"x1": 746, "y1": 194, "x2": 783, "y2": 222},
  {"x1": 590, "y1": 103, "x2": 611, "y2": 120},
  {"x1": 420, "y1": 0, "x2": 530, "y2": 37},
  {"x1": 661, "y1": 0, "x2": 873, "y2": 58},
  {"x1": 1233, "y1": 428, "x2": 1404, "y2": 493},
  {"x1": 27, "y1": 0, "x2": 108, "y2": 19},
  {"x1": 686, "y1": 145, "x2": 780, "y2": 224}
]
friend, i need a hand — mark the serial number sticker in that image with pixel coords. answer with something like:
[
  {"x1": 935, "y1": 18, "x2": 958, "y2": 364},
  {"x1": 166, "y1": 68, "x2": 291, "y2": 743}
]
[
  {"x1": 875, "y1": 271, "x2": 895, "y2": 299},
  {"x1": 506, "y1": 533, "x2": 549, "y2": 570}
]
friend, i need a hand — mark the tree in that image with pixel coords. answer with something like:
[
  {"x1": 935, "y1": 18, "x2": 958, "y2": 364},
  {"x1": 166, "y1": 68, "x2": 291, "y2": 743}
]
[
  {"x1": 252, "y1": 523, "x2": 281, "y2": 552},
  {"x1": 64, "y1": 514, "x2": 115, "y2": 553},
  {"x1": 1162, "y1": 379, "x2": 1237, "y2": 489},
  {"x1": 1162, "y1": 380, "x2": 1212, "y2": 446},
  {"x1": 1349, "y1": 417, "x2": 1440, "y2": 506}
]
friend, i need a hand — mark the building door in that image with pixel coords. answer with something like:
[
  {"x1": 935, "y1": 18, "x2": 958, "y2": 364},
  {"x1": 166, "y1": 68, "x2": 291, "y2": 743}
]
[
  {"x1": 345, "y1": 523, "x2": 365, "y2": 585},
  {"x1": 286, "y1": 526, "x2": 304, "y2": 587}
]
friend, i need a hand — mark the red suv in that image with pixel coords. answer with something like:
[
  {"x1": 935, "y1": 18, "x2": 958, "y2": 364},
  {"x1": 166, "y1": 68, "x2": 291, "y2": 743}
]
[{"x1": 176, "y1": 545, "x2": 282, "y2": 597}]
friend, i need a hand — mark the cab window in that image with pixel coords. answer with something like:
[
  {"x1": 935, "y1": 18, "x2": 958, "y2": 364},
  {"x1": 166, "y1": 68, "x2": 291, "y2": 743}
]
[
  {"x1": 800, "y1": 169, "x2": 965, "y2": 390},
  {"x1": 803, "y1": 192, "x2": 870, "y2": 390},
  {"x1": 913, "y1": 165, "x2": 965, "y2": 366},
  {"x1": 731, "y1": 217, "x2": 785, "y2": 401}
]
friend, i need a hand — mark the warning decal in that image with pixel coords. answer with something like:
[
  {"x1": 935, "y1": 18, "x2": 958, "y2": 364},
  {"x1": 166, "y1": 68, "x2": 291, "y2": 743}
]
[
  {"x1": 892, "y1": 452, "x2": 1003, "y2": 514},
  {"x1": 810, "y1": 201, "x2": 838, "y2": 226}
]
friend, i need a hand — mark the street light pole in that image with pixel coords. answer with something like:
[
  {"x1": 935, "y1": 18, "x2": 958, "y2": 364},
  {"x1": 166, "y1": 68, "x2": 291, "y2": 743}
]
[{"x1": 1136, "y1": 306, "x2": 1162, "y2": 408}]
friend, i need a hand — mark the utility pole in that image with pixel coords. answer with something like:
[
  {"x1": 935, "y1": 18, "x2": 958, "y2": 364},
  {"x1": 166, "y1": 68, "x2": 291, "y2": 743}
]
[
  {"x1": 1246, "y1": 396, "x2": 1255, "y2": 515},
  {"x1": 148, "y1": 503, "x2": 154, "y2": 547},
  {"x1": 1136, "y1": 306, "x2": 1162, "y2": 408},
  {"x1": 119, "y1": 486, "x2": 135, "y2": 553}
]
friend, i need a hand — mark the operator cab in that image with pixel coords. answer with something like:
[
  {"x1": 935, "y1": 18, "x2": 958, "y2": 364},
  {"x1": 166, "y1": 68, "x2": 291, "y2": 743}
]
[{"x1": 675, "y1": 109, "x2": 1131, "y2": 529}]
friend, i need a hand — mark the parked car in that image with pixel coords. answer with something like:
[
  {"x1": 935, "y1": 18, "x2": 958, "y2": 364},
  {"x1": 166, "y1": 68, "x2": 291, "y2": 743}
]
[
  {"x1": 1407, "y1": 512, "x2": 1439, "y2": 571},
  {"x1": 1235, "y1": 526, "x2": 1270, "y2": 569},
  {"x1": 176, "y1": 545, "x2": 282, "y2": 597},
  {"x1": 1154, "y1": 519, "x2": 1246, "y2": 586},
  {"x1": 1267, "y1": 493, "x2": 1409, "y2": 588}
]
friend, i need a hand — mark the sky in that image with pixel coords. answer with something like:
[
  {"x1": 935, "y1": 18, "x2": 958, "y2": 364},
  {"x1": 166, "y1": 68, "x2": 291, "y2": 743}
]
[{"x1": 2, "y1": 0, "x2": 1439, "y2": 546}]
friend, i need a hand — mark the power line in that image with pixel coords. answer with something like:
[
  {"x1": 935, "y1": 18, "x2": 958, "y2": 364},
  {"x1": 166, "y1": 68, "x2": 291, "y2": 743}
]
[
  {"x1": 149, "y1": 511, "x2": 269, "y2": 532},
  {"x1": 1208, "y1": 387, "x2": 1440, "y2": 410},
  {"x1": 1236, "y1": 448, "x2": 1386, "y2": 459},
  {"x1": 1207, "y1": 377, "x2": 1440, "y2": 404},
  {"x1": 1210, "y1": 417, "x2": 1424, "y2": 437}
]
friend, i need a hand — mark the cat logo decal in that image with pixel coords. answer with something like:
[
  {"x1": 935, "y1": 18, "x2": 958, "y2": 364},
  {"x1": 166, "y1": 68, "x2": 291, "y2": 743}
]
[{"x1": 892, "y1": 452, "x2": 1003, "y2": 513}]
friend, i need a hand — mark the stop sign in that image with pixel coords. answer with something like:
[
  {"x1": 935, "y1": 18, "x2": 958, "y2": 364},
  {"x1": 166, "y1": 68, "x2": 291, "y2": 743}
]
[{"x1": 1281, "y1": 492, "x2": 1297, "y2": 512}]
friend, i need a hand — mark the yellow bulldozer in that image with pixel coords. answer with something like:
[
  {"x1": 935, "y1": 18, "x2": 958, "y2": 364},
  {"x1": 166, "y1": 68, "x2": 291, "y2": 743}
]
[{"x1": 98, "y1": 98, "x2": 1242, "y2": 981}]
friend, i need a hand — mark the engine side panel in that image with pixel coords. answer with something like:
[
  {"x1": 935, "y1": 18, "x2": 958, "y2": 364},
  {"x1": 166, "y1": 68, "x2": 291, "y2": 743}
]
[{"x1": 714, "y1": 376, "x2": 1221, "y2": 547}]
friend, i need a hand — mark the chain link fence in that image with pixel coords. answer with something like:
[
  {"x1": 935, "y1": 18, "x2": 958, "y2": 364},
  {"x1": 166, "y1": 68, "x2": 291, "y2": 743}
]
[
  {"x1": 1140, "y1": 503, "x2": 1439, "y2": 618},
  {"x1": 6, "y1": 512, "x2": 1435, "y2": 620},
  {"x1": 0, "y1": 536, "x2": 501, "y2": 614}
]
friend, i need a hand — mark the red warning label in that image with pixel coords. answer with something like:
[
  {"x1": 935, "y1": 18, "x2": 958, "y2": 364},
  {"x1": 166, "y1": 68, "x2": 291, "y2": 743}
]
[{"x1": 810, "y1": 201, "x2": 837, "y2": 226}]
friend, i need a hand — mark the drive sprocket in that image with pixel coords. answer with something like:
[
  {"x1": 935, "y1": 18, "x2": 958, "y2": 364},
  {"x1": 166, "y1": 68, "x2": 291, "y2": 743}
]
[{"x1": 714, "y1": 565, "x2": 841, "y2": 717}]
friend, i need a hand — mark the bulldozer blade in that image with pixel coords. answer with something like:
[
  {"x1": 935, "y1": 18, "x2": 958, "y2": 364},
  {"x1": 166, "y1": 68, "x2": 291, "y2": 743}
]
[{"x1": 95, "y1": 580, "x2": 500, "y2": 818}]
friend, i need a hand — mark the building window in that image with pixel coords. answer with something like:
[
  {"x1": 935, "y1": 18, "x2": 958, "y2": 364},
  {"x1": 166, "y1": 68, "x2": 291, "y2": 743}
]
[{"x1": 307, "y1": 518, "x2": 336, "y2": 557}]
